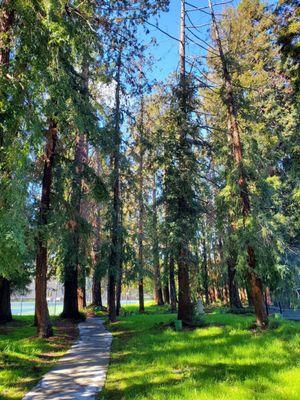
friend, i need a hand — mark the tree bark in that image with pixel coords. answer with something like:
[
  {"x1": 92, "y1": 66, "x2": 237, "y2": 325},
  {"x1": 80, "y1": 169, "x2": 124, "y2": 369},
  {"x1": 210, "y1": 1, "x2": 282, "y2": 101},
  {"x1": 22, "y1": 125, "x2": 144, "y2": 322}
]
[
  {"x1": 116, "y1": 270, "x2": 122, "y2": 316},
  {"x1": 92, "y1": 275, "x2": 102, "y2": 308},
  {"x1": 35, "y1": 120, "x2": 57, "y2": 337},
  {"x1": 62, "y1": 58, "x2": 89, "y2": 320},
  {"x1": 62, "y1": 269, "x2": 80, "y2": 319},
  {"x1": 163, "y1": 281, "x2": 170, "y2": 304},
  {"x1": 0, "y1": 3, "x2": 14, "y2": 323},
  {"x1": 227, "y1": 257, "x2": 243, "y2": 309},
  {"x1": 0, "y1": 277, "x2": 12, "y2": 323},
  {"x1": 62, "y1": 132, "x2": 86, "y2": 320},
  {"x1": 108, "y1": 50, "x2": 122, "y2": 322},
  {"x1": 77, "y1": 285, "x2": 86, "y2": 310},
  {"x1": 169, "y1": 256, "x2": 177, "y2": 312},
  {"x1": 208, "y1": 0, "x2": 267, "y2": 327},
  {"x1": 137, "y1": 68, "x2": 145, "y2": 315},
  {"x1": 202, "y1": 238, "x2": 209, "y2": 306},
  {"x1": 152, "y1": 174, "x2": 164, "y2": 306},
  {"x1": 176, "y1": 0, "x2": 193, "y2": 323}
]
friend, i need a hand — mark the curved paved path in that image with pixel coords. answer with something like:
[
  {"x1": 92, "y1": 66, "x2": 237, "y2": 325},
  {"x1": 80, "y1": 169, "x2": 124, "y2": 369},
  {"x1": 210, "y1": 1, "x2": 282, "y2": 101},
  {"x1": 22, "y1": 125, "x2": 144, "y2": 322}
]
[{"x1": 23, "y1": 318, "x2": 112, "y2": 400}]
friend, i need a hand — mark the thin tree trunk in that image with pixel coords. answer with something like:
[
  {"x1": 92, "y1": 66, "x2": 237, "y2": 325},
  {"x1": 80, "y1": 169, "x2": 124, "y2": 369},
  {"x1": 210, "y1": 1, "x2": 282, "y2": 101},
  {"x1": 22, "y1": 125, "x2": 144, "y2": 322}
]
[
  {"x1": 0, "y1": 3, "x2": 14, "y2": 321},
  {"x1": 177, "y1": 0, "x2": 192, "y2": 324},
  {"x1": 0, "y1": 277, "x2": 12, "y2": 323},
  {"x1": 208, "y1": 0, "x2": 267, "y2": 327},
  {"x1": 116, "y1": 270, "x2": 122, "y2": 316},
  {"x1": 92, "y1": 156, "x2": 103, "y2": 308},
  {"x1": 137, "y1": 68, "x2": 145, "y2": 314},
  {"x1": 202, "y1": 238, "x2": 209, "y2": 306},
  {"x1": 169, "y1": 256, "x2": 177, "y2": 312},
  {"x1": 152, "y1": 174, "x2": 164, "y2": 306},
  {"x1": 108, "y1": 50, "x2": 122, "y2": 322},
  {"x1": 77, "y1": 285, "x2": 86, "y2": 310},
  {"x1": 163, "y1": 255, "x2": 170, "y2": 304},
  {"x1": 35, "y1": 120, "x2": 57, "y2": 337},
  {"x1": 116, "y1": 186, "x2": 124, "y2": 317}
]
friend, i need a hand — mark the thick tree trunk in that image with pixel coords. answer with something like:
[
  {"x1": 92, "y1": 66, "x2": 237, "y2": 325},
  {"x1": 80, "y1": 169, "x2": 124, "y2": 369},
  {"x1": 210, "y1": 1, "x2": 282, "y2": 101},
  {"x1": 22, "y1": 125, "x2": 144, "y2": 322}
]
[
  {"x1": 169, "y1": 256, "x2": 177, "y2": 312},
  {"x1": 209, "y1": 0, "x2": 267, "y2": 327},
  {"x1": 62, "y1": 270, "x2": 80, "y2": 319},
  {"x1": 35, "y1": 120, "x2": 57, "y2": 337},
  {"x1": 227, "y1": 262, "x2": 243, "y2": 309},
  {"x1": 0, "y1": 277, "x2": 12, "y2": 323},
  {"x1": 177, "y1": 247, "x2": 193, "y2": 322},
  {"x1": 163, "y1": 281, "x2": 170, "y2": 304},
  {"x1": 62, "y1": 58, "x2": 89, "y2": 320},
  {"x1": 62, "y1": 132, "x2": 86, "y2": 320},
  {"x1": 92, "y1": 275, "x2": 102, "y2": 308}
]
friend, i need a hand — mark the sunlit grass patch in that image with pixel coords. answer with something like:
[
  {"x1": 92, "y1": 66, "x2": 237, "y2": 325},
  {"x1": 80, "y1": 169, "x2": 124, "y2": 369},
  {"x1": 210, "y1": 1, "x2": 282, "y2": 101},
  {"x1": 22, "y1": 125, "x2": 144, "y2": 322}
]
[
  {"x1": 0, "y1": 316, "x2": 77, "y2": 400},
  {"x1": 100, "y1": 307, "x2": 300, "y2": 400}
]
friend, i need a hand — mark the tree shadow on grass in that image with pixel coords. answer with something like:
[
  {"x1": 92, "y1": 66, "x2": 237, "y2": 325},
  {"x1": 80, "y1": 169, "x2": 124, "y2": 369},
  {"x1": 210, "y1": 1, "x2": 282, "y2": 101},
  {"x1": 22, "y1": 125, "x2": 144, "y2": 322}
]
[{"x1": 102, "y1": 320, "x2": 300, "y2": 400}]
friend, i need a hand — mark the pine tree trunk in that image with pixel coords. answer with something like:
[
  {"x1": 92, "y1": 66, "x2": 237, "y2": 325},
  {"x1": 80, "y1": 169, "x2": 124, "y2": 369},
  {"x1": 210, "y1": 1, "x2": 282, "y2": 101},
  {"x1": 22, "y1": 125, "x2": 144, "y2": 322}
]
[
  {"x1": 169, "y1": 256, "x2": 177, "y2": 312},
  {"x1": 227, "y1": 258, "x2": 243, "y2": 309},
  {"x1": 92, "y1": 275, "x2": 102, "y2": 308},
  {"x1": 162, "y1": 256, "x2": 170, "y2": 304},
  {"x1": 176, "y1": 0, "x2": 193, "y2": 323},
  {"x1": 62, "y1": 270, "x2": 80, "y2": 319},
  {"x1": 62, "y1": 58, "x2": 89, "y2": 320},
  {"x1": 209, "y1": 0, "x2": 267, "y2": 327},
  {"x1": 77, "y1": 263, "x2": 87, "y2": 310},
  {"x1": 116, "y1": 271, "x2": 122, "y2": 316},
  {"x1": 77, "y1": 285, "x2": 86, "y2": 310},
  {"x1": 137, "y1": 71, "x2": 145, "y2": 315},
  {"x1": 91, "y1": 165, "x2": 102, "y2": 309},
  {"x1": 138, "y1": 279, "x2": 145, "y2": 313},
  {"x1": 152, "y1": 174, "x2": 164, "y2": 306},
  {"x1": 0, "y1": 277, "x2": 12, "y2": 323},
  {"x1": 0, "y1": 5, "x2": 13, "y2": 326},
  {"x1": 202, "y1": 239, "x2": 209, "y2": 306},
  {"x1": 163, "y1": 282, "x2": 170, "y2": 304},
  {"x1": 35, "y1": 120, "x2": 57, "y2": 337},
  {"x1": 108, "y1": 50, "x2": 122, "y2": 323},
  {"x1": 62, "y1": 132, "x2": 86, "y2": 320}
]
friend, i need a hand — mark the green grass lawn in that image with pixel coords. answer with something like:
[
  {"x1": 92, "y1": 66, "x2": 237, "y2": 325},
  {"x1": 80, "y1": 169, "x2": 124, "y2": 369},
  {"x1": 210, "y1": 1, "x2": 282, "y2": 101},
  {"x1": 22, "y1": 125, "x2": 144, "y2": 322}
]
[
  {"x1": 100, "y1": 304, "x2": 300, "y2": 400},
  {"x1": 0, "y1": 316, "x2": 77, "y2": 400}
]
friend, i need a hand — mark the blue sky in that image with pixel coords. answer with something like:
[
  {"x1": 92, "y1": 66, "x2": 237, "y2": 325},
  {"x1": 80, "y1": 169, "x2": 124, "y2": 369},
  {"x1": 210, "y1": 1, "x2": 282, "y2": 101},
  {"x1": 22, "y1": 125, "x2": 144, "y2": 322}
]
[{"x1": 143, "y1": 0, "x2": 276, "y2": 83}]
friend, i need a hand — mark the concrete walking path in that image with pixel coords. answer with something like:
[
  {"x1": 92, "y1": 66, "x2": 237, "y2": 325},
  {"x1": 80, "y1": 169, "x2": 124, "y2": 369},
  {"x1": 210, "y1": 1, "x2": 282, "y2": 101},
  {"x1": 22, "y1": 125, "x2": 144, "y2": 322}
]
[{"x1": 22, "y1": 317, "x2": 112, "y2": 400}]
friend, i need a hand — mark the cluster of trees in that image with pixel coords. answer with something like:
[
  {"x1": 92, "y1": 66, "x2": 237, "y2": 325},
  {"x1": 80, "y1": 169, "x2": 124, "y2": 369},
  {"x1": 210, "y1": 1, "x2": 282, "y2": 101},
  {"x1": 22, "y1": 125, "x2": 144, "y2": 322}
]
[{"x1": 0, "y1": 0, "x2": 299, "y2": 336}]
